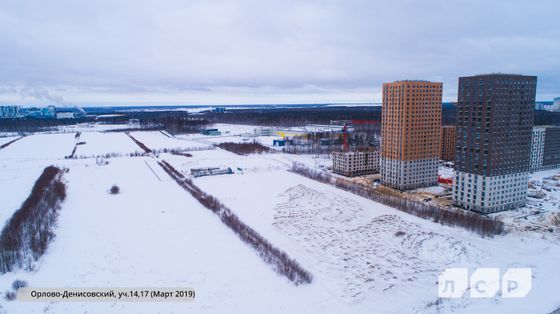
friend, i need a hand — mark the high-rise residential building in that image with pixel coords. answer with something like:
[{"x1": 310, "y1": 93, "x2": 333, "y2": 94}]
[
  {"x1": 530, "y1": 127, "x2": 546, "y2": 172},
  {"x1": 545, "y1": 97, "x2": 560, "y2": 112},
  {"x1": 531, "y1": 126, "x2": 560, "y2": 172},
  {"x1": 542, "y1": 126, "x2": 560, "y2": 169},
  {"x1": 453, "y1": 74, "x2": 536, "y2": 213},
  {"x1": 380, "y1": 80, "x2": 442, "y2": 190},
  {"x1": 440, "y1": 125, "x2": 456, "y2": 162}
]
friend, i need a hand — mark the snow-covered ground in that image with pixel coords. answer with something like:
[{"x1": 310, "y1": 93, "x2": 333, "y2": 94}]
[
  {"x1": 175, "y1": 123, "x2": 284, "y2": 148},
  {"x1": 184, "y1": 156, "x2": 560, "y2": 314},
  {"x1": 493, "y1": 168, "x2": 560, "y2": 232},
  {"x1": 130, "y1": 131, "x2": 210, "y2": 151},
  {"x1": 74, "y1": 131, "x2": 142, "y2": 157},
  {"x1": 1, "y1": 123, "x2": 559, "y2": 314},
  {"x1": 0, "y1": 157, "x2": 348, "y2": 314},
  {"x1": 0, "y1": 133, "x2": 76, "y2": 233}
]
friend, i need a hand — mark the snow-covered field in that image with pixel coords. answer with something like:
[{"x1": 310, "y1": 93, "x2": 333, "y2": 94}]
[
  {"x1": 1, "y1": 123, "x2": 559, "y2": 314},
  {"x1": 130, "y1": 131, "x2": 210, "y2": 151},
  {"x1": 0, "y1": 133, "x2": 75, "y2": 226},
  {"x1": 188, "y1": 161, "x2": 560, "y2": 314},
  {"x1": 74, "y1": 132, "x2": 142, "y2": 157},
  {"x1": 0, "y1": 157, "x2": 348, "y2": 313},
  {"x1": 175, "y1": 123, "x2": 283, "y2": 148}
]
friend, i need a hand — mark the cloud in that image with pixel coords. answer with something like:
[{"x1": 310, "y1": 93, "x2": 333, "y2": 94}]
[
  {"x1": 18, "y1": 88, "x2": 66, "y2": 105},
  {"x1": 0, "y1": 0, "x2": 558, "y2": 105}
]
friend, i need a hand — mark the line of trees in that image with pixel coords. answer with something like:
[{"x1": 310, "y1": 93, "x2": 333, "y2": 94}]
[
  {"x1": 0, "y1": 136, "x2": 25, "y2": 150},
  {"x1": 65, "y1": 145, "x2": 78, "y2": 159},
  {"x1": 0, "y1": 117, "x2": 91, "y2": 133},
  {"x1": 158, "y1": 160, "x2": 312, "y2": 285},
  {"x1": 217, "y1": 142, "x2": 271, "y2": 155},
  {"x1": 290, "y1": 163, "x2": 504, "y2": 237},
  {"x1": 125, "y1": 132, "x2": 152, "y2": 153},
  {"x1": 153, "y1": 146, "x2": 215, "y2": 154},
  {"x1": 0, "y1": 166, "x2": 67, "y2": 273},
  {"x1": 125, "y1": 132, "x2": 214, "y2": 157}
]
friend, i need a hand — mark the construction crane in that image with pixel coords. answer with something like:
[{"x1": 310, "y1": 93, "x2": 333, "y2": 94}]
[{"x1": 342, "y1": 124, "x2": 348, "y2": 151}]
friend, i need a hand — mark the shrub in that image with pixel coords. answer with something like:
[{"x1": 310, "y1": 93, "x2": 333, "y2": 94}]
[
  {"x1": 551, "y1": 213, "x2": 560, "y2": 226},
  {"x1": 109, "y1": 185, "x2": 120, "y2": 195},
  {"x1": 12, "y1": 279, "x2": 27, "y2": 290},
  {"x1": 4, "y1": 290, "x2": 16, "y2": 301},
  {"x1": 217, "y1": 142, "x2": 271, "y2": 155}
]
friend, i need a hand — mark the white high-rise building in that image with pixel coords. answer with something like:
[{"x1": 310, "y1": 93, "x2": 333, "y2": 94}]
[
  {"x1": 530, "y1": 126, "x2": 560, "y2": 172},
  {"x1": 545, "y1": 97, "x2": 560, "y2": 112},
  {"x1": 530, "y1": 127, "x2": 546, "y2": 172}
]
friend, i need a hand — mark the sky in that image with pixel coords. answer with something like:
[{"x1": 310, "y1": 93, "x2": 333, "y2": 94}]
[{"x1": 0, "y1": 0, "x2": 559, "y2": 106}]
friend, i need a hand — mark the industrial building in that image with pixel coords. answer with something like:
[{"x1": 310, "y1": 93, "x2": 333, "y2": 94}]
[
  {"x1": 544, "y1": 97, "x2": 560, "y2": 112},
  {"x1": 530, "y1": 126, "x2": 560, "y2": 172},
  {"x1": 0, "y1": 106, "x2": 23, "y2": 118},
  {"x1": 254, "y1": 127, "x2": 276, "y2": 136},
  {"x1": 25, "y1": 106, "x2": 56, "y2": 119},
  {"x1": 56, "y1": 112, "x2": 75, "y2": 119},
  {"x1": 440, "y1": 125, "x2": 456, "y2": 162},
  {"x1": 190, "y1": 167, "x2": 232, "y2": 178},
  {"x1": 200, "y1": 128, "x2": 222, "y2": 136},
  {"x1": 453, "y1": 73, "x2": 536, "y2": 213},
  {"x1": 380, "y1": 80, "x2": 442, "y2": 190},
  {"x1": 332, "y1": 151, "x2": 380, "y2": 177},
  {"x1": 0, "y1": 105, "x2": 57, "y2": 119}
]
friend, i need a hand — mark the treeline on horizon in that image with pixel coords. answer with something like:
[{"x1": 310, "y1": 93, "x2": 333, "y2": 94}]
[{"x1": 1, "y1": 105, "x2": 560, "y2": 133}]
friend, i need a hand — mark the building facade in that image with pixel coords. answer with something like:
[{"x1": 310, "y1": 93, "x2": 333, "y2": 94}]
[
  {"x1": 380, "y1": 80, "x2": 442, "y2": 190},
  {"x1": 530, "y1": 127, "x2": 546, "y2": 172},
  {"x1": 543, "y1": 127, "x2": 560, "y2": 169},
  {"x1": 531, "y1": 126, "x2": 560, "y2": 172},
  {"x1": 440, "y1": 126, "x2": 456, "y2": 161},
  {"x1": 0, "y1": 106, "x2": 23, "y2": 118},
  {"x1": 545, "y1": 97, "x2": 560, "y2": 112},
  {"x1": 332, "y1": 151, "x2": 380, "y2": 177},
  {"x1": 453, "y1": 74, "x2": 536, "y2": 213}
]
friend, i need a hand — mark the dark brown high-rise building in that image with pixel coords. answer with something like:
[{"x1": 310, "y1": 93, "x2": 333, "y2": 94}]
[
  {"x1": 380, "y1": 80, "x2": 442, "y2": 190},
  {"x1": 453, "y1": 74, "x2": 536, "y2": 213},
  {"x1": 440, "y1": 126, "x2": 456, "y2": 161}
]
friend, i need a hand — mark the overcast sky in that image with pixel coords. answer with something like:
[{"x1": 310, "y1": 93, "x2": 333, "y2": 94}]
[{"x1": 0, "y1": 0, "x2": 559, "y2": 106}]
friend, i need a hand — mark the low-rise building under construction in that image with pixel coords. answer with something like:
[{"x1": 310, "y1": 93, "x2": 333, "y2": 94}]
[{"x1": 332, "y1": 151, "x2": 380, "y2": 177}]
